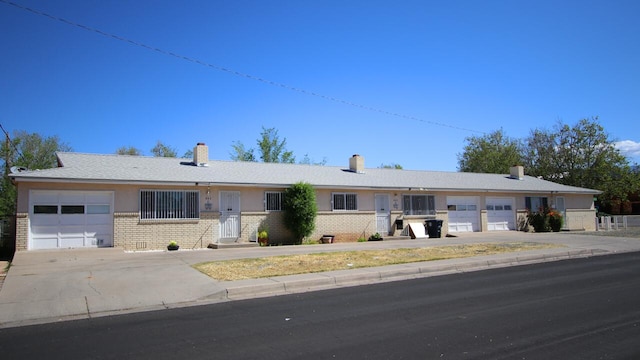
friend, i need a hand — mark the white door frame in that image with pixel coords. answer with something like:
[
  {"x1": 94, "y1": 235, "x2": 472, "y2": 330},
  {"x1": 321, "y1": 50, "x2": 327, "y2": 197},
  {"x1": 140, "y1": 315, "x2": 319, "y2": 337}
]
[
  {"x1": 555, "y1": 196, "x2": 567, "y2": 229},
  {"x1": 375, "y1": 194, "x2": 390, "y2": 235},
  {"x1": 219, "y1": 191, "x2": 241, "y2": 243}
]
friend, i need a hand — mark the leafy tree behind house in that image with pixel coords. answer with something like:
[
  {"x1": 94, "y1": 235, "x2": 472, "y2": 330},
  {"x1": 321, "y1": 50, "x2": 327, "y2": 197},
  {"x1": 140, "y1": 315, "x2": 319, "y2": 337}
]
[
  {"x1": 282, "y1": 182, "x2": 317, "y2": 244},
  {"x1": 300, "y1": 153, "x2": 327, "y2": 166},
  {"x1": 230, "y1": 141, "x2": 256, "y2": 161},
  {"x1": 150, "y1": 141, "x2": 177, "y2": 157},
  {"x1": 457, "y1": 118, "x2": 640, "y2": 211},
  {"x1": 457, "y1": 129, "x2": 522, "y2": 173},
  {"x1": 230, "y1": 127, "x2": 294, "y2": 163},
  {"x1": 379, "y1": 163, "x2": 403, "y2": 169},
  {"x1": 116, "y1": 146, "x2": 142, "y2": 156},
  {"x1": 182, "y1": 150, "x2": 194, "y2": 159},
  {"x1": 0, "y1": 130, "x2": 71, "y2": 216},
  {"x1": 522, "y1": 118, "x2": 639, "y2": 209},
  {"x1": 257, "y1": 127, "x2": 295, "y2": 163}
]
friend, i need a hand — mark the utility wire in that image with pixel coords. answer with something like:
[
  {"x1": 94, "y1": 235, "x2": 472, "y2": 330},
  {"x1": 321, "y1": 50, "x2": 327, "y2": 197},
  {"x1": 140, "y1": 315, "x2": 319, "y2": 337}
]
[
  {"x1": 2, "y1": 0, "x2": 485, "y2": 134},
  {"x1": 0, "y1": 123, "x2": 24, "y2": 169}
]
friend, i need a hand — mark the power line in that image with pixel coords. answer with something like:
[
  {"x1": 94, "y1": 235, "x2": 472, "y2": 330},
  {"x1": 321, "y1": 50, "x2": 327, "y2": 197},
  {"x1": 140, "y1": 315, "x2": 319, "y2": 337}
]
[
  {"x1": 0, "y1": 123, "x2": 23, "y2": 170},
  {"x1": 2, "y1": 0, "x2": 485, "y2": 135}
]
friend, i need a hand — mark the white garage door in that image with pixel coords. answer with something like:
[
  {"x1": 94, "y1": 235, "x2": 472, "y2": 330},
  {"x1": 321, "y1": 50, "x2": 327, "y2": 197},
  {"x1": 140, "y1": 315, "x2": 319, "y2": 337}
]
[
  {"x1": 487, "y1": 197, "x2": 515, "y2": 231},
  {"x1": 447, "y1": 196, "x2": 479, "y2": 232},
  {"x1": 29, "y1": 190, "x2": 114, "y2": 250}
]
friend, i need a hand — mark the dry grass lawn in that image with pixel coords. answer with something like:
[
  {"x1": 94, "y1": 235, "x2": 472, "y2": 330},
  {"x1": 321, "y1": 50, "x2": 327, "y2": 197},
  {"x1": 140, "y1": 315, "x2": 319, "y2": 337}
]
[{"x1": 194, "y1": 242, "x2": 561, "y2": 281}]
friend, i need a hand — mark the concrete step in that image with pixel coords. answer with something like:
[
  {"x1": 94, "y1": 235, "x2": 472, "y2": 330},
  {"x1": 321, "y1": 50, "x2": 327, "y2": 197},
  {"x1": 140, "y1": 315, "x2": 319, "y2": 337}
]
[{"x1": 207, "y1": 242, "x2": 260, "y2": 249}]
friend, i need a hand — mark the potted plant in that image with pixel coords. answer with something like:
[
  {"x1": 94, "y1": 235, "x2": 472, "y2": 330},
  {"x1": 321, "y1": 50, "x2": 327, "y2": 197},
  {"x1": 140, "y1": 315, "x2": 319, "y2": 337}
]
[
  {"x1": 167, "y1": 241, "x2": 179, "y2": 251},
  {"x1": 320, "y1": 235, "x2": 333, "y2": 244},
  {"x1": 257, "y1": 230, "x2": 269, "y2": 246},
  {"x1": 368, "y1": 232, "x2": 383, "y2": 241}
]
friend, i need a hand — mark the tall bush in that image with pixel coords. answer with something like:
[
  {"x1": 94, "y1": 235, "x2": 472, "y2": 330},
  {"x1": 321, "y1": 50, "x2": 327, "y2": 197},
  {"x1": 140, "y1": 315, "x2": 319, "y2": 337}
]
[
  {"x1": 528, "y1": 207, "x2": 563, "y2": 232},
  {"x1": 282, "y1": 182, "x2": 317, "y2": 244}
]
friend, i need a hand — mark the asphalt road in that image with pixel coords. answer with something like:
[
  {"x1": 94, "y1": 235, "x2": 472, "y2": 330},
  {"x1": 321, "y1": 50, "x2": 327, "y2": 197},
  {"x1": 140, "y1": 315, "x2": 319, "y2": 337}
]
[{"x1": 1, "y1": 252, "x2": 639, "y2": 359}]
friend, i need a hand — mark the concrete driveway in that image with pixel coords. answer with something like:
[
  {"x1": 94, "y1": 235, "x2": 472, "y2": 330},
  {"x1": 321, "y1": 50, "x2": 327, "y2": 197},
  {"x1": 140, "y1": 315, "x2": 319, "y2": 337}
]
[{"x1": 1, "y1": 231, "x2": 639, "y2": 328}]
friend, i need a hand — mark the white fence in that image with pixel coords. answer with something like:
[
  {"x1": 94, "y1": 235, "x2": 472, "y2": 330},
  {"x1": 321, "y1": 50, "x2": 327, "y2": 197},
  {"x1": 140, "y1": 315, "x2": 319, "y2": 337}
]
[{"x1": 596, "y1": 216, "x2": 628, "y2": 231}]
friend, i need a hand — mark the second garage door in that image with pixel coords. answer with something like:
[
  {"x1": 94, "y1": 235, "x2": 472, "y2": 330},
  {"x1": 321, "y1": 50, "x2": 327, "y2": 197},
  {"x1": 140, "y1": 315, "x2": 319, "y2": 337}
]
[
  {"x1": 486, "y1": 197, "x2": 515, "y2": 231},
  {"x1": 447, "y1": 196, "x2": 479, "y2": 232}
]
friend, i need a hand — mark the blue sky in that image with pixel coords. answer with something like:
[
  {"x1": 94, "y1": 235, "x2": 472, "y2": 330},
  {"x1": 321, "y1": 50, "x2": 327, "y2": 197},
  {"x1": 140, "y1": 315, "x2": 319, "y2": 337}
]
[{"x1": 2, "y1": 0, "x2": 639, "y2": 171}]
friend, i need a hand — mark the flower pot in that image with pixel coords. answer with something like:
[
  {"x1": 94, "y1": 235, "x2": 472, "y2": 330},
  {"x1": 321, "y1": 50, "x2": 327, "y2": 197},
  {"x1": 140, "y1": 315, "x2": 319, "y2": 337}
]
[
  {"x1": 167, "y1": 245, "x2": 179, "y2": 251},
  {"x1": 258, "y1": 237, "x2": 269, "y2": 246}
]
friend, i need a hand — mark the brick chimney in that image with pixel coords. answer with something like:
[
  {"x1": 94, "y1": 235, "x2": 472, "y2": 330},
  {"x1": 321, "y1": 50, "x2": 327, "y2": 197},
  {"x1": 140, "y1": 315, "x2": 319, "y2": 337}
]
[
  {"x1": 194, "y1": 142, "x2": 209, "y2": 166},
  {"x1": 349, "y1": 154, "x2": 365, "y2": 173},
  {"x1": 509, "y1": 165, "x2": 524, "y2": 180}
]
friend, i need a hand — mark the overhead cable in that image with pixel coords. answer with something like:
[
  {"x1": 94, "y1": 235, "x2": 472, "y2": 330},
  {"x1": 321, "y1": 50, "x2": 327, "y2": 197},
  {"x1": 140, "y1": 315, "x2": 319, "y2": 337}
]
[{"x1": 1, "y1": 0, "x2": 485, "y2": 134}]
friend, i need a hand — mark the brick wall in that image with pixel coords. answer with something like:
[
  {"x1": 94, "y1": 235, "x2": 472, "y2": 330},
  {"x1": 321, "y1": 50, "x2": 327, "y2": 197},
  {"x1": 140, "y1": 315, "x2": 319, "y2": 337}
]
[
  {"x1": 565, "y1": 209, "x2": 597, "y2": 231},
  {"x1": 114, "y1": 211, "x2": 217, "y2": 251},
  {"x1": 240, "y1": 212, "x2": 292, "y2": 243},
  {"x1": 15, "y1": 213, "x2": 28, "y2": 251},
  {"x1": 313, "y1": 211, "x2": 376, "y2": 242}
]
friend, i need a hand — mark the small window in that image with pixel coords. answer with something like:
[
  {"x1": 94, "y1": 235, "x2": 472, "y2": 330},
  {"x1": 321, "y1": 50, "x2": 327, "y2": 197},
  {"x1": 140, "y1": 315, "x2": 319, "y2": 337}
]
[
  {"x1": 526, "y1": 197, "x2": 548, "y2": 211},
  {"x1": 265, "y1": 192, "x2": 284, "y2": 211},
  {"x1": 495, "y1": 205, "x2": 504, "y2": 211},
  {"x1": 457, "y1": 205, "x2": 467, "y2": 211},
  {"x1": 447, "y1": 204, "x2": 456, "y2": 211},
  {"x1": 486, "y1": 205, "x2": 494, "y2": 211},
  {"x1": 504, "y1": 205, "x2": 512, "y2": 211},
  {"x1": 87, "y1": 205, "x2": 110, "y2": 214},
  {"x1": 34, "y1": 205, "x2": 58, "y2": 214},
  {"x1": 468, "y1": 204, "x2": 477, "y2": 211},
  {"x1": 333, "y1": 193, "x2": 357, "y2": 211},
  {"x1": 61, "y1": 205, "x2": 85, "y2": 214}
]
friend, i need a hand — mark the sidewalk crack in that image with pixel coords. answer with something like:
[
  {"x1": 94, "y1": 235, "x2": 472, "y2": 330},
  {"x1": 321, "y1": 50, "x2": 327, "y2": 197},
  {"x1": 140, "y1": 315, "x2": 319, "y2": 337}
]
[
  {"x1": 84, "y1": 296, "x2": 92, "y2": 319},
  {"x1": 87, "y1": 271, "x2": 102, "y2": 295}
]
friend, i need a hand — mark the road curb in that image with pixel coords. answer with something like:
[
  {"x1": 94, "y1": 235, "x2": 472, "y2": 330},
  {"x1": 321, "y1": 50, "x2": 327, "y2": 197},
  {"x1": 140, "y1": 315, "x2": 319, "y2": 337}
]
[{"x1": 223, "y1": 248, "x2": 619, "y2": 300}]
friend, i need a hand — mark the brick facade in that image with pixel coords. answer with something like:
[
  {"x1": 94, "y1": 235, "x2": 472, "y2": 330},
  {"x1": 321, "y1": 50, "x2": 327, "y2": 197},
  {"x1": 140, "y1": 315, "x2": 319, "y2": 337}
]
[
  {"x1": 114, "y1": 211, "x2": 217, "y2": 251},
  {"x1": 15, "y1": 213, "x2": 28, "y2": 251},
  {"x1": 312, "y1": 211, "x2": 377, "y2": 242}
]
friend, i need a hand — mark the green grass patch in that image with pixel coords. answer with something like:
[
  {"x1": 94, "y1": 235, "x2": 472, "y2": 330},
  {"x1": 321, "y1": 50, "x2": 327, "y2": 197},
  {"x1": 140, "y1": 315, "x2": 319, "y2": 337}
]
[{"x1": 194, "y1": 242, "x2": 562, "y2": 281}]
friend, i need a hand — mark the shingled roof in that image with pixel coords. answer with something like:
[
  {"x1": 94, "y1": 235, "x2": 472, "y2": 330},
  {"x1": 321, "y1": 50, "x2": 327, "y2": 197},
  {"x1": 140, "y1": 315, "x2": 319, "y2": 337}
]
[{"x1": 10, "y1": 152, "x2": 601, "y2": 194}]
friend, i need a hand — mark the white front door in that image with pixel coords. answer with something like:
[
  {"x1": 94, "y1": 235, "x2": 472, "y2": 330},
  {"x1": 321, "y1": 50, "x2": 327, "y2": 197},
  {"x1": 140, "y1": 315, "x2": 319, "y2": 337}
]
[
  {"x1": 375, "y1": 194, "x2": 390, "y2": 235},
  {"x1": 219, "y1": 191, "x2": 240, "y2": 242}
]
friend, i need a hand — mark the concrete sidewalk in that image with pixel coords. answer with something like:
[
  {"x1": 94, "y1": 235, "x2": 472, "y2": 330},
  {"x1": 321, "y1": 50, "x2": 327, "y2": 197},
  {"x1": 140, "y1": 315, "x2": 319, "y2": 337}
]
[{"x1": 1, "y1": 231, "x2": 639, "y2": 328}]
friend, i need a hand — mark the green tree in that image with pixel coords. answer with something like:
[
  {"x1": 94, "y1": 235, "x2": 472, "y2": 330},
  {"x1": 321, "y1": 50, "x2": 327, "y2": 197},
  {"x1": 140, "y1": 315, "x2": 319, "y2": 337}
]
[
  {"x1": 379, "y1": 163, "x2": 403, "y2": 169},
  {"x1": 182, "y1": 149, "x2": 194, "y2": 159},
  {"x1": 282, "y1": 182, "x2": 317, "y2": 244},
  {"x1": 299, "y1": 153, "x2": 327, "y2": 166},
  {"x1": 229, "y1": 141, "x2": 256, "y2": 162},
  {"x1": 523, "y1": 117, "x2": 638, "y2": 205},
  {"x1": 150, "y1": 141, "x2": 177, "y2": 157},
  {"x1": 230, "y1": 127, "x2": 295, "y2": 163},
  {"x1": 457, "y1": 129, "x2": 522, "y2": 173},
  {"x1": 257, "y1": 127, "x2": 295, "y2": 163},
  {"x1": 116, "y1": 146, "x2": 142, "y2": 156},
  {"x1": 0, "y1": 130, "x2": 71, "y2": 216}
]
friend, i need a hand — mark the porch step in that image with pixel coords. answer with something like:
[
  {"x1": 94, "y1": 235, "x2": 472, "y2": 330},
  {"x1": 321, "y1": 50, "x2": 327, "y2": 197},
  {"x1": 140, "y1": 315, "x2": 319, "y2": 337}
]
[
  {"x1": 207, "y1": 242, "x2": 259, "y2": 249},
  {"x1": 381, "y1": 235, "x2": 413, "y2": 241}
]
